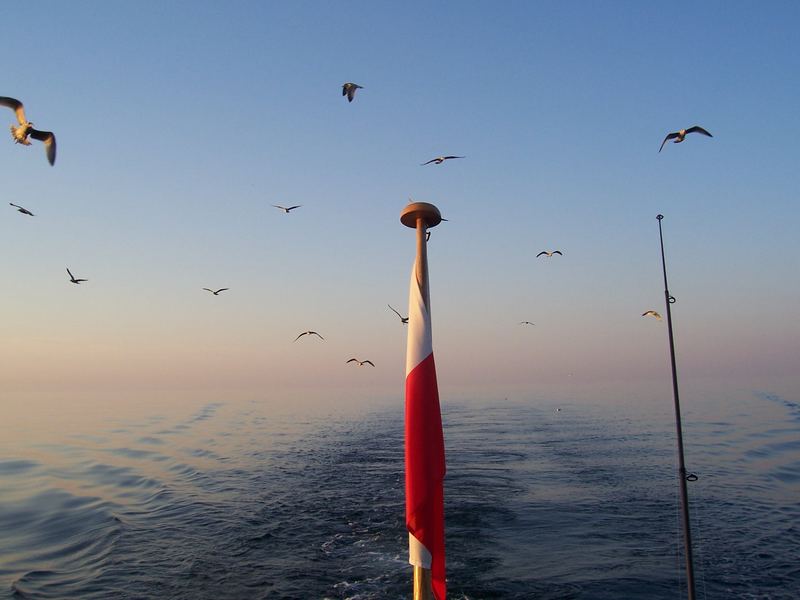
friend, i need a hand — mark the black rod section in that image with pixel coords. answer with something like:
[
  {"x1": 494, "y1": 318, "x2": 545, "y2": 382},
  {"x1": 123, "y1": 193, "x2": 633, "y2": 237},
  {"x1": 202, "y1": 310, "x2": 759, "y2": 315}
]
[{"x1": 656, "y1": 214, "x2": 696, "y2": 600}]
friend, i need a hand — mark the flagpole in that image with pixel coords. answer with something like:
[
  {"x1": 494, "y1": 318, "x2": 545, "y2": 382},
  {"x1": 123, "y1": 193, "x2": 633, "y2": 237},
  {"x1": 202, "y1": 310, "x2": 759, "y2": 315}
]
[
  {"x1": 656, "y1": 214, "x2": 697, "y2": 600},
  {"x1": 413, "y1": 566, "x2": 433, "y2": 600},
  {"x1": 402, "y1": 204, "x2": 437, "y2": 307},
  {"x1": 401, "y1": 201, "x2": 443, "y2": 600}
]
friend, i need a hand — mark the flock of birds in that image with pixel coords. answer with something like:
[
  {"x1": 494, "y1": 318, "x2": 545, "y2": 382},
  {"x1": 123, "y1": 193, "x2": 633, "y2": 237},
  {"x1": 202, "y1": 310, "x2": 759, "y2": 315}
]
[{"x1": 3, "y1": 86, "x2": 713, "y2": 372}]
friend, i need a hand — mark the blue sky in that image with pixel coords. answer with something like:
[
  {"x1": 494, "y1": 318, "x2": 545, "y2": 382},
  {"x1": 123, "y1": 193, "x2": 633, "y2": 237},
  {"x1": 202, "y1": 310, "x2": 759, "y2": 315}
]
[{"x1": 2, "y1": 1, "x2": 798, "y2": 405}]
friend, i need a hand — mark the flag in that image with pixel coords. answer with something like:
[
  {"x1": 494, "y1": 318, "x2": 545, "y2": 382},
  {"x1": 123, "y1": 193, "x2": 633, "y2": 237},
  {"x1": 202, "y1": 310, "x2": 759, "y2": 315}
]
[{"x1": 405, "y1": 256, "x2": 446, "y2": 600}]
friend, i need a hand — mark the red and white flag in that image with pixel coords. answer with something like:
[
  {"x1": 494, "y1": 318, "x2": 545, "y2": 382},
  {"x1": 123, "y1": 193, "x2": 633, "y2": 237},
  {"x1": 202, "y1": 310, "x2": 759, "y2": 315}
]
[{"x1": 405, "y1": 256, "x2": 446, "y2": 600}]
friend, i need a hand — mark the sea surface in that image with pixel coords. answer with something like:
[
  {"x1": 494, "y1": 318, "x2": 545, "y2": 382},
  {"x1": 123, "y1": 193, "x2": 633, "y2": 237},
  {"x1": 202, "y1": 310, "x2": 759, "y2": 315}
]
[{"x1": 1, "y1": 390, "x2": 798, "y2": 599}]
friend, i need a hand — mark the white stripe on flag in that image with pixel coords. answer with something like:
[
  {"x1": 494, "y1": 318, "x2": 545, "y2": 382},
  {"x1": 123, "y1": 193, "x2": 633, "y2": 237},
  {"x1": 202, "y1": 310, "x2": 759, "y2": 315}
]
[
  {"x1": 408, "y1": 532, "x2": 432, "y2": 568},
  {"x1": 406, "y1": 259, "x2": 432, "y2": 376}
]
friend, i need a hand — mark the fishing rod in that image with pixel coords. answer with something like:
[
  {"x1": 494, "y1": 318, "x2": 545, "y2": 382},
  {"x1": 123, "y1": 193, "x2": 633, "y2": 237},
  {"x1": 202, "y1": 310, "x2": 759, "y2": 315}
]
[{"x1": 656, "y1": 214, "x2": 696, "y2": 600}]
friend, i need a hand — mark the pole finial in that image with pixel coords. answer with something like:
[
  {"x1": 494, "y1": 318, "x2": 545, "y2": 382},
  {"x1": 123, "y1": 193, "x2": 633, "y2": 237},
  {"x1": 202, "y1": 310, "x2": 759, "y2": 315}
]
[
  {"x1": 657, "y1": 214, "x2": 664, "y2": 221},
  {"x1": 401, "y1": 202, "x2": 442, "y2": 229}
]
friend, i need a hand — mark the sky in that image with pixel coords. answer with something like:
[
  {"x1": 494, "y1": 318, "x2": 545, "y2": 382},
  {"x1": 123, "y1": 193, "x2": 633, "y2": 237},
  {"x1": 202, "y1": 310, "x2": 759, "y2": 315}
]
[{"x1": 2, "y1": 1, "x2": 798, "y2": 408}]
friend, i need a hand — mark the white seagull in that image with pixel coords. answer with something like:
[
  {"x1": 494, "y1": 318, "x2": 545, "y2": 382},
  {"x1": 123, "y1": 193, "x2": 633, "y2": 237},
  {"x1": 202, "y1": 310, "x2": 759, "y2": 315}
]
[
  {"x1": 537, "y1": 250, "x2": 563, "y2": 258},
  {"x1": 9, "y1": 202, "x2": 34, "y2": 216},
  {"x1": 203, "y1": 288, "x2": 229, "y2": 295},
  {"x1": 642, "y1": 310, "x2": 662, "y2": 321},
  {"x1": 421, "y1": 155, "x2": 464, "y2": 166},
  {"x1": 294, "y1": 331, "x2": 324, "y2": 342},
  {"x1": 272, "y1": 204, "x2": 302, "y2": 213},
  {"x1": 388, "y1": 304, "x2": 409, "y2": 324},
  {"x1": 659, "y1": 126, "x2": 712, "y2": 152},
  {"x1": 0, "y1": 97, "x2": 56, "y2": 165},
  {"x1": 342, "y1": 82, "x2": 363, "y2": 102},
  {"x1": 67, "y1": 268, "x2": 87, "y2": 284},
  {"x1": 519, "y1": 321, "x2": 535, "y2": 326},
  {"x1": 347, "y1": 358, "x2": 375, "y2": 367}
]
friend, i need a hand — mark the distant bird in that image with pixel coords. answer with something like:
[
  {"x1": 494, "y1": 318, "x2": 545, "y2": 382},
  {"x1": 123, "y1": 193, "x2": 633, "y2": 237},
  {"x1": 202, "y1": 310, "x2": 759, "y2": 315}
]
[
  {"x1": 0, "y1": 97, "x2": 56, "y2": 165},
  {"x1": 642, "y1": 310, "x2": 662, "y2": 321},
  {"x1": 203, "y1": 288, "x2": 229, "y2": 295},
  {"x1": 537, "y1": 250, "x2": 563, "y2": 258},
  {"x1": 66, "y1": 267, "x2": 87, "y2": 284},
  {"x1": 347, "y1": 358, "x2": 375, "y2": 367},
  {"x1": 388, "y1": 304, "x2": 409, "y2": 324},
  {"x1": 519, "y1": 321, "x2": 535, "y2": 326},
  {"x1": 421, "y1": 156, "x2": 464, "y2": 166},
  {"x1": 294, "y1": 330, "x2": 324, "y2": 342},
  {"x1": 272, "y1": 204, "x2": 302, "y2": 213},
  {"x1": 9, "y1": 202, "x2": 34, "y2": 216},
  {"x1": 342, "y1": 82, "x2": 363, "y2": 102},
  {"x1": 659, "y1": 126, "x2": 712, "y2": 152}
]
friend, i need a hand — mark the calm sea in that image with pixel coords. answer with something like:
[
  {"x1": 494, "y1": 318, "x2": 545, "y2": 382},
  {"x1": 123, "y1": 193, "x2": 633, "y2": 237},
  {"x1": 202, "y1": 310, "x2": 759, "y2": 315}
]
[{"x1": 1, "y1": 390, "x2": 798, "y2": 599}]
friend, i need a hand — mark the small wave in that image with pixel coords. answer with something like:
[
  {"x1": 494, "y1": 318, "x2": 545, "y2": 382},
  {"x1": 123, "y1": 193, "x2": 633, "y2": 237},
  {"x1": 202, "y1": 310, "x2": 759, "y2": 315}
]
[
  {"x1": 0, "y1": 459, "x2": 40, "y2": 477},
  {"x1": 756, "y1": 391, "x2": 800, "y2": 419}
]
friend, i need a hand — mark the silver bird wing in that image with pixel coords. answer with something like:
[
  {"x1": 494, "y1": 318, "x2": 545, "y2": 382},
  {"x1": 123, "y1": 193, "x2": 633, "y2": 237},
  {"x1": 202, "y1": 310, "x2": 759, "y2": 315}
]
[
  {"x1": 659, "y1": 132, "x2": 679, "y2": 152},
  {"x1": 0, "y1": 97, "x2": 26, "y2": 125},
  {"x1": 10, "y1": 203, "x2": 33, "y2": 215},
  {"x1": 686, "y1": 126, "x2": 712, "y2": 138},
  {"x1": 29, "y1": 129, "x2": 56, "y2": 166}
]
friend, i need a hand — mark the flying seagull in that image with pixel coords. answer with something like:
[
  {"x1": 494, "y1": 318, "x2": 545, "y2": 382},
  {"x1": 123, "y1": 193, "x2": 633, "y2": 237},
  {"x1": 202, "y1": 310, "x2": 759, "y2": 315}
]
[
  {"x1": 203, "y1": 288, "x2": 229, "y2": 295},
  {"x1": 347, "y1": 358, "x2": 375, "y2": 367},
  {"x1": 342, "y1": 82, "x2": 363, "y2": 102},
  {"x1": 67, "y1": 267, "x2": 87, "y2": 284},
  {"x1": 421, "y1": 156, "x2": 464, "y2": 166},
  {"x1": 537, "y1": 250, "x2": 563, "y2": 258},
  {"x1": 294, "y1": 330, "x2": 324, "y2": 342},
  {"x1": 659, "y1": 126, "x2": 712, "y2": 152},
  {"x1": 9, "y1": 202, "x2": 34, "y2": 216},
  {"x1": 642, "y1": 310, "x2": 662, "y2": 321},
  {"x1": 519, "y1": 321, "x2": 535, "y2": 326},
  {"x1": 388, "y1": 304, "x2": 409, "y2": 324},
  {"x1": 0, "y1": 97, "x2": 56, "y2": 165},
  {"x1": 272, "y1": 204, "x2": 302, "y2": 213}
]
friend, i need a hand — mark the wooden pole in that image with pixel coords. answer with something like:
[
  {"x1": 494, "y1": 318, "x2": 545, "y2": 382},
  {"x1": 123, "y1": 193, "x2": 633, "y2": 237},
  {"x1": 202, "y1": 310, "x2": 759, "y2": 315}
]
[
  {"x1": 413, "y1": 565, "x2": 434, "y2": 600},
  {"x1": 401, "y1": 201, "x2": 443, "y2": 600}
]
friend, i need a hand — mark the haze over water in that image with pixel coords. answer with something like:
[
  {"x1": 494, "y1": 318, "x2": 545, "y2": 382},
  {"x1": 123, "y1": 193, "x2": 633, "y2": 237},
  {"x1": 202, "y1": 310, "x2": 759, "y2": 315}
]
[{"x1": 2, "y1": 390, "x2": 797, "y2": 599}]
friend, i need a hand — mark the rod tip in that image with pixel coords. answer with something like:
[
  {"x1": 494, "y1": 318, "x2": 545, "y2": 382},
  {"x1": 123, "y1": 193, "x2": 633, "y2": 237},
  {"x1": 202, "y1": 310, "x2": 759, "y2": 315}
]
[
  {"x1": 401, "y1": 202, "x2": 442, "y2": 229},
  {"x1": 657, "y1": 214, "x2": 664, "y2": 220}
]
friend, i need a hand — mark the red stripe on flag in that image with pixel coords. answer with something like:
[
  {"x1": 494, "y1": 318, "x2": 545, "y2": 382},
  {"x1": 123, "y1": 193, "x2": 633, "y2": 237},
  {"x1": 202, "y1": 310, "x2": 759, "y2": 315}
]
[{"x1": 406, "y1": 351, "x2": 446, "y2": 600}]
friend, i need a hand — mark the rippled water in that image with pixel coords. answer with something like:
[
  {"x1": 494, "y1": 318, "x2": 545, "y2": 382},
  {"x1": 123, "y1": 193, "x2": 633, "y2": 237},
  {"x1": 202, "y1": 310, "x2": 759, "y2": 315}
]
[{"x1": 1, "y1": 391, "x2": 798, "y2": 599}]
